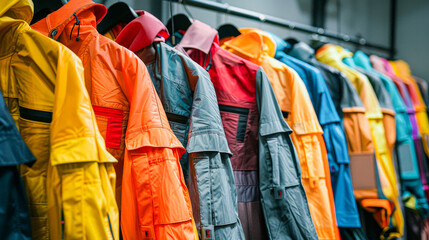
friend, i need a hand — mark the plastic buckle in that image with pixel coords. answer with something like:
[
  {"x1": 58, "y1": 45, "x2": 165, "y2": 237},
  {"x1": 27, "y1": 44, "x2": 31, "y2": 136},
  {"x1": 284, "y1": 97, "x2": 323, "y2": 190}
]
[
  {"x1": 275, "y1": 187, "x2": 284, "y2": 200},
  {"x1": 201, "y1": 225, "x2": 215, "y2": 240}
]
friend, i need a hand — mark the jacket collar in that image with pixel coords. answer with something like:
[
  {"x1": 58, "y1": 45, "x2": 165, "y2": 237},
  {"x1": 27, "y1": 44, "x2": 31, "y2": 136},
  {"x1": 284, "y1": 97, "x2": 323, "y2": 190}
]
[
  {"x1": 369, "y1": 55, "x2": 387, "y2": 74},
  {"x1": 222, "y1": 28, "x2": 276, "y2": 61},
  {"x1": 288, "y1": 42, "x2": 316, "y2": 63},
  {"x1": 177, "y1": 20, "x2": 218, "y2": 54},
  {"x1": 316, "y1": 44, "x2": 352, "y2": 65},
  {"x1": 390, "y1": 60, "x2": 412, "y2": 78},
  {"x1": 115, "y1": 11, "x2": 169, "y2": 53},
  {"x1": 380, "y1": 57, "x2": 397, "y2": 75},
  {"x1": 265, "y1": 31, "x2": 291, "y2": 58},
  {"x1": 353, "y1": 51, "x2": 373, "y2": 71},
  {"x1": 31, "y1": 0, "x2": 106, "y2": 40}
]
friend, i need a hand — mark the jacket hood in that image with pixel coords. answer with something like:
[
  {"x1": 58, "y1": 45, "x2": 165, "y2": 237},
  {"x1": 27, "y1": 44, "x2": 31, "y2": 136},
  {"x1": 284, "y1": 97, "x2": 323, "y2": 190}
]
[
  {"x1": 265, "y1": 31, "x2": 292, "y2": 57},
  {"x1": 115, "y1": 11, "x2": 169, "y2": 53},
  {"x1": 316, "y1": 44, "x2": 352, "y2": 65},
  {"x1": 223, "y1": 28, "x2": 276, "y2": 59},
  {"x1": 353, "y1": 51, "x2": 373, "y2": 71},
  {"x1": 341, "y1": 49, "x2": 357, "y2": 68},
  {"x1": 265, "y1": 31, "x2": 291, "y2": 55},
  {"x1": 31, "y1": 0, "x2": 106, "y2": 39},
  {"x1": 177, "y1": 20, "x2": 218, "y2": 54},
  {"x1": 0, "y1": 0, "x2": 33, "y2": 24},
  {"x1": 288, "y1": 42, "x2": 316, "y2": 63},
  {"x1": 390, "y1": 60, "x2": 412, "y2": 78}
]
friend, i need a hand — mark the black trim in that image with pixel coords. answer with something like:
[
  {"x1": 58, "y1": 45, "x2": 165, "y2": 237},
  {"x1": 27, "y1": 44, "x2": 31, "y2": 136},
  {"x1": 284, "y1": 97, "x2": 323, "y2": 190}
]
[
  {"x1": 166, "y1": 112, "x2": 188, "y2": 124},
  {"x1": 281, "y1": 111, "x2": 289, "y2": 119},
  {"x1": 219, "y1": 104, "x2": 249, "y2": 142},
  {"x1": 61, "y1": 210, "x2": 64, "y2": 239},
  {"x1": 236, "y1": 114, "x2": 247, "y2": 141},
  {"x1": 218, "y1": 104, "x2": 249, "y2": 115},
  {"x1": 19, "y1": 106, "x2": 52, "y2": 123}
]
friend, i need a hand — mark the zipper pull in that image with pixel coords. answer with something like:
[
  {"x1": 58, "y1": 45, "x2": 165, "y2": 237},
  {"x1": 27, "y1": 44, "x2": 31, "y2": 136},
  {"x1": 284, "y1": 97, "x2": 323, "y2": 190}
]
[
  {"x1": 205, "y1": 63, "x2": 212, "y2": 71},
  {"x1": 51, "y1": 29, "x2": 58, "y2": 40}
]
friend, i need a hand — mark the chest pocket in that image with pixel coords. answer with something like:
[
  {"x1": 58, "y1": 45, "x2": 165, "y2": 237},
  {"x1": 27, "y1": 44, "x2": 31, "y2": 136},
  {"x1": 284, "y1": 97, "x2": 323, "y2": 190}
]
[
  {"x1": 219, "y1": 104, "x2": 249, "y2": 142},
  {"x1": 92, "y1": 105, "x2": 124, "y2": 150}
]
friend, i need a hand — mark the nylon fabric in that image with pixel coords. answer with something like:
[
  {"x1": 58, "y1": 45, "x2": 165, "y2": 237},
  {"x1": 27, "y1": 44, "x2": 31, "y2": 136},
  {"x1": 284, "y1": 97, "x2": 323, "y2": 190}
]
[
  {"x1": 223, "y1": 29, "x2": 339, "y2": 240},
  {"x1": 31, "y1": 1, "x2": 196, "y2": 239}
]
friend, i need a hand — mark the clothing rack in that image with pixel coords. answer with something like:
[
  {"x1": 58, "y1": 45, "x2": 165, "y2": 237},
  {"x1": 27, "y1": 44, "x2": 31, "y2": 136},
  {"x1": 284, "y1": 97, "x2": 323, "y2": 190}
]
[{"x1": 168, "y1": 0, "x2": 396, "y2": 58}]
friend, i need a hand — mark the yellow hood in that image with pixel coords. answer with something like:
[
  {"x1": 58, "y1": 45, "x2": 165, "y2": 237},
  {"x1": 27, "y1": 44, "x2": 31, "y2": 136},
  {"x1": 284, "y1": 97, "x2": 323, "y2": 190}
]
[{"x1": 0, "y1": 0, "x2": 33, "y2": 23}]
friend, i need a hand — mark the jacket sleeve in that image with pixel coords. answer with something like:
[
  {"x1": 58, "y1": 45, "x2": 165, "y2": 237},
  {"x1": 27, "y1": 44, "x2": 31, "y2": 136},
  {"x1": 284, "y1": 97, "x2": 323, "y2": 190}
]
[
  {"x1": 255, "y1": 67, "x2": 318, "y2": 240},
  {"x1": 117, "y1": 49, "x2": 197, "y2": 240},
  {"x1": 49, "y1": 46, "x2": 119, "y2": 240},
  {"x1": 178, "y1": 55, "x2": 245, "y2": 239}
]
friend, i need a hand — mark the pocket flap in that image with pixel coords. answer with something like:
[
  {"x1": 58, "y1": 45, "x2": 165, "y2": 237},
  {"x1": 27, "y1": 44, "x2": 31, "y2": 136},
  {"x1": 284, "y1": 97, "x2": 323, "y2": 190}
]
[{"x1": 259, "y1": 120, "x2": 292, "y2": 137}]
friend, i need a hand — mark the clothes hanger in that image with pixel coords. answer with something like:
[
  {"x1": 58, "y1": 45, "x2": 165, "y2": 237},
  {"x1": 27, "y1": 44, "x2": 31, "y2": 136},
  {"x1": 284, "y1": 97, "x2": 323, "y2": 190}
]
[
  {"x1": 31, "y1": 0, "x2": 68, "y2": 24},
  {"x1": 217, "y1": 24, "x2": 241, "y2": 40},
  {"x1": 284, "y1": 38, "x2": 299, "y2": 46},
  {"x1": 97, "y1": 2, "x2": 138, "y2": 35}
]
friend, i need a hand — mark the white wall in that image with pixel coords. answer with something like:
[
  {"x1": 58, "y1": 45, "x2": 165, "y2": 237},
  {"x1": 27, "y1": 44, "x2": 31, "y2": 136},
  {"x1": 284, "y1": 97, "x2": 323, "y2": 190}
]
[{"x1": 117, "y1": 0, "x2": 429, "y2": 80}]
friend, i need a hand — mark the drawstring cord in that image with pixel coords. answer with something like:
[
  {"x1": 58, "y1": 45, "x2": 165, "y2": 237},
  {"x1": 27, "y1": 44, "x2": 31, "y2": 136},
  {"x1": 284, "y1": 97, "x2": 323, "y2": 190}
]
[{"x1": 70, "y1": 13, "x2": 81, "y2": 41}]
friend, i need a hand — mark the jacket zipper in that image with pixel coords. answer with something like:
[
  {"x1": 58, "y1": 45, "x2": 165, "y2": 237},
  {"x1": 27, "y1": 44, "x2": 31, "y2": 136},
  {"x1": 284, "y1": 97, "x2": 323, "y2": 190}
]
[
  {"x1": 107, "y1": 214, "x2": 115, "y2": 239},
  {"x1": 208, "y1": 159, "x2": 215, "y2": 228},
  {"x1": 51, "y1": 29, "x2": 58, "y2": 40},
  {"x1": 218, "y1": 104, "x2": 249, "y2": 115},
  {"x1": 166, "y1": 112, "x2": 188, "y2": 124}
]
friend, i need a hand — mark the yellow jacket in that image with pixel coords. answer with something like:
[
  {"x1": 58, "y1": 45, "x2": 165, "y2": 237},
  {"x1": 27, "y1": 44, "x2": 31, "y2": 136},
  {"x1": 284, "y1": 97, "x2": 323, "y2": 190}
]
[
  {"x1": 223, "y1": 29, "x2": 340, "y2": 240},
  {"x1": 316, "y1": 44, "x2": 403, "y2": 238},
  {"x1": 0, "y1": 0, "x2": 119, "y2": 239}
]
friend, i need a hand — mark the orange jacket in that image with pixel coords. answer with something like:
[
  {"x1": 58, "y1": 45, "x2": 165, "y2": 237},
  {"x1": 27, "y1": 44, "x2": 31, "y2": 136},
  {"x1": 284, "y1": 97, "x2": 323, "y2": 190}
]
[
  {"x1": 223, "y1": 29, "x2": 340, "y2": 240},
  {"x1": 32, "y1": 1, "x2": 197, "y2": 239}
]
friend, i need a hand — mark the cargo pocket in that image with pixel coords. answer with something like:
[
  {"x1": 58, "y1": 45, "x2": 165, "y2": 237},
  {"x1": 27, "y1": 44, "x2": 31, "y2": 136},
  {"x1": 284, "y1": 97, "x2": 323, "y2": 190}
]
[
  {"x1": 396, "y1": 141, "x2": 418, "y2": 179},
  {"x1": 211, "y1": 166, "x2": 237, "y2": 226},
  {"x1": 218, "y1": 104, "x2": 249, "y2": 142},
  {"x1": 146, "y1": 158, "x2": 191, "y2": 225},
  {"x1": 24, "y1": 170, "x2": 49, "y2": 240},
  {"x1": 61, "y1": 168, "x2": 84, "y2": 239},
  {"x1": 193, "y1": 154, "x2": 239, "y2": 239},
  {"x1": 296, "y1": 134, "x2": 326, "y2": 188},
  {"x1": 264, "y1": 132, "x2": 300, "y2": 198}
]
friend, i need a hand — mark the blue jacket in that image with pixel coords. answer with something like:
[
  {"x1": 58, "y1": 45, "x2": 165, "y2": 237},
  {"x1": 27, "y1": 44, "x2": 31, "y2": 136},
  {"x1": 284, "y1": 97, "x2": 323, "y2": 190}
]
[
  {"x1": 269, "y1": 33, "x2": 361, "y2": 228},
  {"x1": 0, "y1": 89, "x2": 35, "y2": 239}
]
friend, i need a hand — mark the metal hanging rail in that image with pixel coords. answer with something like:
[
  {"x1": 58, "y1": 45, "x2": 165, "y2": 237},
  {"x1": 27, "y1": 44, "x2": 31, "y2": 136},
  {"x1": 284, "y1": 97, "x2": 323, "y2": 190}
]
[{"x1": 169, "y1": 0, "x2": 393, "y2": 54}]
